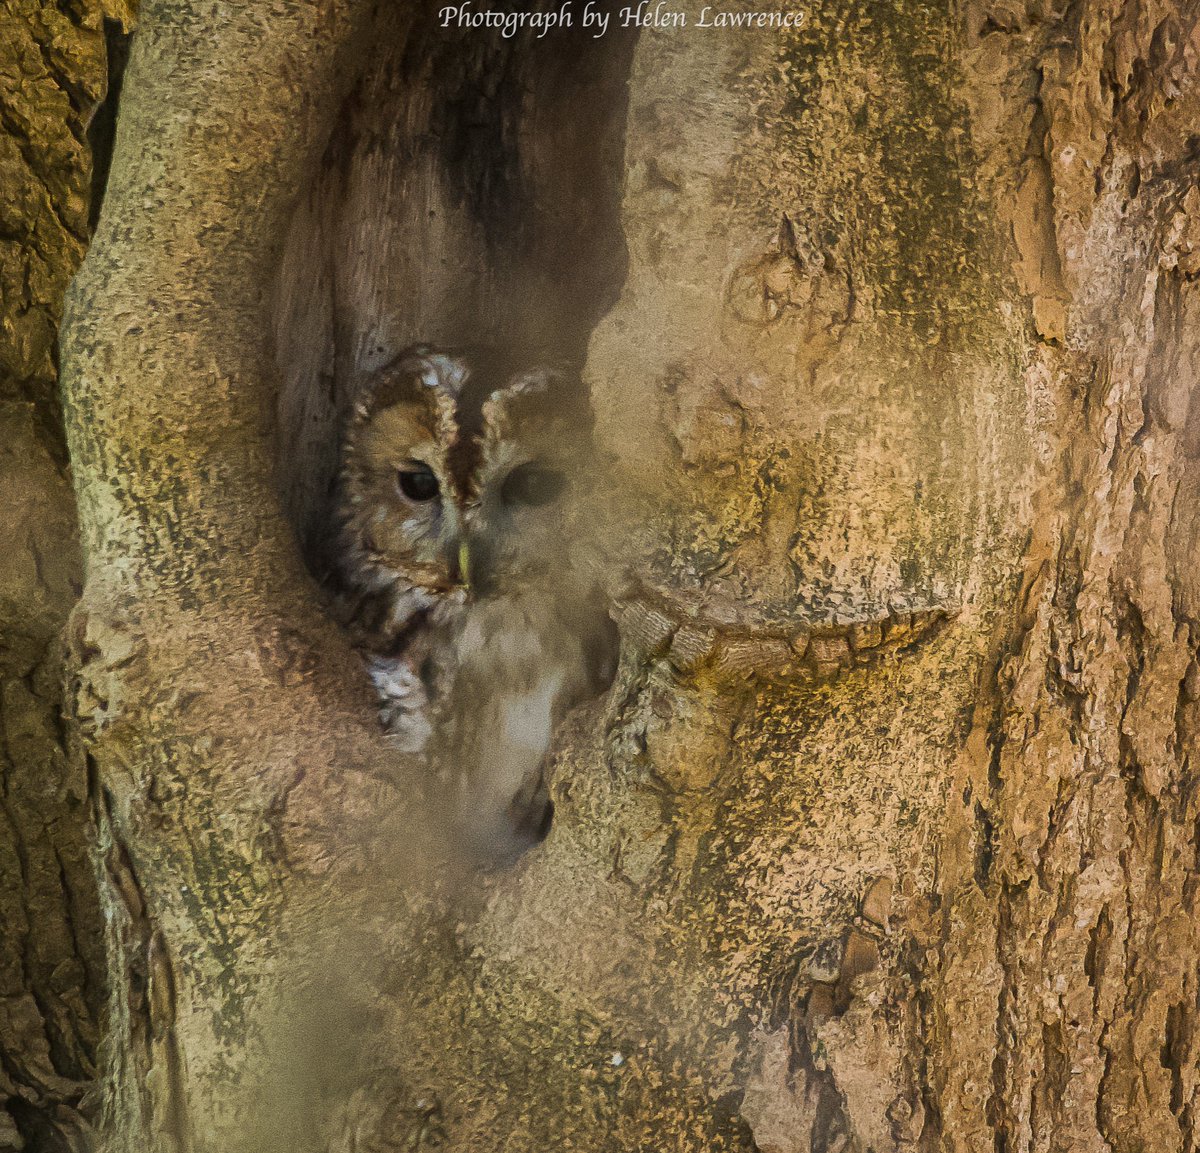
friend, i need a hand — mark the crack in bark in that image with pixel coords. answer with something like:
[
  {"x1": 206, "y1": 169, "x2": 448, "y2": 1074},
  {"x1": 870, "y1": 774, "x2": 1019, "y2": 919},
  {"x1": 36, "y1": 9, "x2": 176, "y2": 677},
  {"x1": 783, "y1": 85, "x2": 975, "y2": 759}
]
[{"x1": 615, "y1": 579, "x2": 958, "y2": 682}]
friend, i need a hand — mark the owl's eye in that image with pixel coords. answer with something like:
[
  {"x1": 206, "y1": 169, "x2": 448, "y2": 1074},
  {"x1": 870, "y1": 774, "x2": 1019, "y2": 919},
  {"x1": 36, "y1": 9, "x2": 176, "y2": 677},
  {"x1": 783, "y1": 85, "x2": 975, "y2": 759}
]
[
  {"x1": 501, "y1": 464, "x2": 567, "y2": 508},
  {"x1": 397, "y1": 465, "x2": 439, "y2": 502}
]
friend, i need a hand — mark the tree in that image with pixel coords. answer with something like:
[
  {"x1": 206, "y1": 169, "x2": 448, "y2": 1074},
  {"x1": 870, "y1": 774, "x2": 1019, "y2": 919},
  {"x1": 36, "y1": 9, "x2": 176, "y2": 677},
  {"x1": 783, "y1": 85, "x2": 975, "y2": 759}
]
[{"x1": 50, "y1": 0, "x2": 1200, "y2": 1150}]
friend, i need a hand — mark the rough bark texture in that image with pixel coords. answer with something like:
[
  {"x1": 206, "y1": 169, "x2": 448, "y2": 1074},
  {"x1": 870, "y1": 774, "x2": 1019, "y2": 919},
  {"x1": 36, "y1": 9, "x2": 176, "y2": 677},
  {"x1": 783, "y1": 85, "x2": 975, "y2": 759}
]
[
  {"x1": 0, "y1": 2, "x2": 131, "y2": 1149},
  {"x1": 52, "y1": 0, "x2": 1200, "y2": 1151},
  {"x1": 930, "y1": 5, "x2": 1200, "y2": 1149}
]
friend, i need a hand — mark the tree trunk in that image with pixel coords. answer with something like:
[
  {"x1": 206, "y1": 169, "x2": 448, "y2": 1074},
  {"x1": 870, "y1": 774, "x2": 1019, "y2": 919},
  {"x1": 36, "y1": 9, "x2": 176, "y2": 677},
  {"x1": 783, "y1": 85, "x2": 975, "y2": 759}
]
[
  {"x1": 0, "y1": 2, "x2": 131, "y2": 1148},
  {"x1": 56, "y1": 1, "x2": 1200, "y2": 1151}
]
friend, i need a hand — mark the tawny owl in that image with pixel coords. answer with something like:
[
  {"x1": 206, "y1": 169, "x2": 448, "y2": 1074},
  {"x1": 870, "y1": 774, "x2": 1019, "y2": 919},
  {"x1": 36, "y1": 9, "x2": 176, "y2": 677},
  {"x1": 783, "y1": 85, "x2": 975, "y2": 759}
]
[{"x1": 335, "y1": 345, "x2": 616, "y2": 854}]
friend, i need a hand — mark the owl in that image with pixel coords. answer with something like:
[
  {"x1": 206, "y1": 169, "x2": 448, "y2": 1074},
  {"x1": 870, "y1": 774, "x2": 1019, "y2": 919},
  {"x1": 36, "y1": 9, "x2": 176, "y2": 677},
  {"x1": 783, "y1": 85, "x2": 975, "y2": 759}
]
[{"x1": 335, "y1": 345, "x2": 616, "y2": 854}]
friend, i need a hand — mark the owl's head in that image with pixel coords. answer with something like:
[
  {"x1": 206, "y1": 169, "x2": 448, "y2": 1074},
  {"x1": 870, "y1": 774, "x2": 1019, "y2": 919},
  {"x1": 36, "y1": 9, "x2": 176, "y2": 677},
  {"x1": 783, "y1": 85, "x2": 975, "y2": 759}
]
[{"x1": 338, "y1": 345, "x2": 595, "y2": 602}]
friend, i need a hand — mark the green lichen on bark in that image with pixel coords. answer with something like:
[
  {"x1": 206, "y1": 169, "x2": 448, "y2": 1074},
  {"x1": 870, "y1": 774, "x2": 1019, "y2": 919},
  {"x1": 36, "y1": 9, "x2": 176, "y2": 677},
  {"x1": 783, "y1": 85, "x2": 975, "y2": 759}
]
[{"x1": 773, "y1": 0, "x2": 997, "y2": 336}]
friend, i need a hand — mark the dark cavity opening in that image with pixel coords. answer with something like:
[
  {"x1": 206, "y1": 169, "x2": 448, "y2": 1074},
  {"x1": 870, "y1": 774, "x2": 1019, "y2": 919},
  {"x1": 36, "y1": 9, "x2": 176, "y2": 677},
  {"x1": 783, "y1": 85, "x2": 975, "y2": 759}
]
[
  {"x1": 272, "y1": 5, "x2": 636, "y2": 571},
  {"x1": 86, "y1": 18, "x2": 133, "y2": 233}
]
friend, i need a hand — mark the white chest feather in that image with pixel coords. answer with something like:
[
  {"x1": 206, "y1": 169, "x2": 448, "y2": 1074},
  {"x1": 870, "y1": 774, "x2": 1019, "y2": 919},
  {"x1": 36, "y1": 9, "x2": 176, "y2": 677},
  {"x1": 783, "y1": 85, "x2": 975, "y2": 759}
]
[{"x1": 439, "y1": 599, "x2": 586, "y2": 832}]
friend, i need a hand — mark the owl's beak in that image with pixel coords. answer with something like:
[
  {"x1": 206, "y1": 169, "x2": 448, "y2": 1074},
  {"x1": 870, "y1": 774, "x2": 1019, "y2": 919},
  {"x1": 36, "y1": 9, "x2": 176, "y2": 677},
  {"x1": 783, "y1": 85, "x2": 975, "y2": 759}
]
[
  {"x1": 447, "y1": 535, "x2": 492, "y2": 596},
  {"x1": 457, "y1": 540, "x2": 471, "y2": 592}
]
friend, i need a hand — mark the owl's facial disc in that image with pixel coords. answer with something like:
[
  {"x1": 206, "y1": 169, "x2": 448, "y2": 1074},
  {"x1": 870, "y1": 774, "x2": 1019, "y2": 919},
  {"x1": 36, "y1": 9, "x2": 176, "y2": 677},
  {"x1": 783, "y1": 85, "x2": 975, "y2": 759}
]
[{"x1": 342, "y1": 347, "x2": 592, "y2": 608}]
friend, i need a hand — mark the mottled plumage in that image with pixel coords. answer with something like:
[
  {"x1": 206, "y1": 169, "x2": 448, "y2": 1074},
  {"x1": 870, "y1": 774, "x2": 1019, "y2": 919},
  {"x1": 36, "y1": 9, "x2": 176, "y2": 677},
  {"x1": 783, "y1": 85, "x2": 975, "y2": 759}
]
[{"x1": 335, "y1": 345, "x2": 615, "y2": 851}]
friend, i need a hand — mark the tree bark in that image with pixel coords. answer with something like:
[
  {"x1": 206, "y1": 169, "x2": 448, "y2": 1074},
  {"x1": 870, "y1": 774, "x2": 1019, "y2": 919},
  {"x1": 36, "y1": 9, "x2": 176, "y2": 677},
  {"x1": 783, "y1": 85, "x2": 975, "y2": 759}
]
[
  {"x1": 0, "y1": 2, "x2": 131, "y2": 1148},
  {"x1": 55, "y1": 0, "x2": 1200, "y2": 1151}
]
